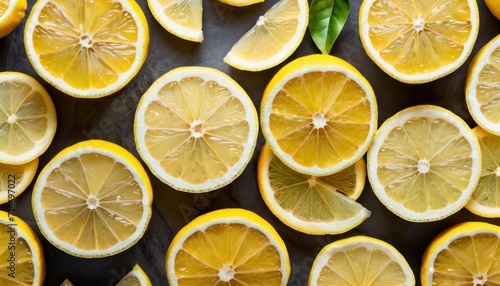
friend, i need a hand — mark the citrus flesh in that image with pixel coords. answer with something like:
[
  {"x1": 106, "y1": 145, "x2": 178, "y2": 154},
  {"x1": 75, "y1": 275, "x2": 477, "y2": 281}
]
[
  {"x1": 116, "y1": 264, "x2": 152, "y2": 286},
  {"x1": 218, "y1": 0, "x2": 263, "y2": 7},
  {"x1": 0, "y1": 158, "x2": 38, "y2": 204},
  {"x1": 0, "y1": 0, "x2": 26, "y2": 38}
]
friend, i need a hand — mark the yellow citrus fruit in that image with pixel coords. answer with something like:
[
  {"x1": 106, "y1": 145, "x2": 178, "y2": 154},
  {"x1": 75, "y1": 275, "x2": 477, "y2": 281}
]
[
  {"x1": 309, "y1": 235, "x2": 415, "y2": 286},
  {"x1": 24, "y1": 0, "x2": 150, "y2": 98},
  {"x1": 257, "y1": 143, "x2": 370, "y2": 235},
  {"x1": 0, "y1": 210, "x2": 45, "y2": 285},
  {"x1": 0, "y1": 0, "x2": 26, "y2": 38},
  {"x1": 0, "y1": 158, "x2": 38, "y2": 204},
  {"x1": 218, "y1": 0, "x2": 263, "y2": 7},
  {"x1": 32, "y1": 139, "x2": 153, "y2": 258},
  {"x1": 147, "y1": 0, "x2": 202, "y2": 42},
  {"x1": 359, "y1": 0, "x2": 479, "y2": 83},
  {"x1": 421, "y1": 221, "x2": 500, "y2": 285},
  {"x1": 367, "y1": 105, "x2": 481, "y2": 222},
  {"x1": 134, "y1": 66, "x2": 258, "y2": 193},
  {"x1": 60, "y1": 279, "x2": 74, "y2": 286},
  {"x1": 116, "y1": 264, "x2": 152, "y2": 286},
  {"x1": 466, "y1": 34, "x2": 500, "y2": 136},
  {"x1": 485, "y1": 0, "x2": 500, "y2": 20},
  {"x1": 166, "y1": 208, "x2": 290, "y2": 286},
  {"x1": 224, "y1": 0, "x2": 309, "y2": 71},
  {"x1": 261, "y1": 54, "x2": 378, "y2": 176},
  {"x1": 0, "y1": 72, "x2": 57, "y2": 165}
]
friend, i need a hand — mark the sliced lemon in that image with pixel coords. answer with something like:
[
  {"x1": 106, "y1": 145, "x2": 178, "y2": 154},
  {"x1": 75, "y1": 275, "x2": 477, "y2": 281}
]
[
  {"x1": 485, "y1": 0, "x2": 500, "y2": 20},
  {"x1": 0, "y1": 0, "x2": 26, "y2": 38},
  {"x1": 223, "y1": 0, "x2": 309, "y2": 71},
  {"x1": 261, "y1": 54, "x2": 378, "y2": 176},
  {"x1": 24, "y1": 0, "x2": 150, "y2": 98},
  {"x1": 134, "y1": 66, "x2": 258, "y2": 193},
  {"x1": 32, "y1": 139, "x2": 153, "y2": 258},
  {"x1": 0, "y1": 158, "x2": 38, "y2": 204},
  {"x1": 359, "y1": 0, "x2": 479, "y2": 83},
  {"x1": 0, "y1": 210, "x2": 45, "y2": 285},
  {"x1": 60, "y1": 279, "x2": 74, "y2": 286},
  {"x1": 309, "y1": 235, "x2": 415, "y2": 286},
  {"x1": 466, "y1": 34, "x2": 500, "y2": 136},
  {"x1": 421, "y1": 221, "x2": 500, "y2": 285},
  {"x1": 147, "y1": 0, "x2": 202, "y2": 42},
  {"x1": 218, "y1": 0, "x2": 263, "y2": 7},
  {"x1": 367, "y1": 105, "x2": 481, "y2": 222},
  {"x1": 166, "y1": 208, "x2": 290, "y2": 286},
  {"x1": 0, "y1": 72, "x2": 57, "y2": 165},
  {"x1": 116, "y1": 264, "x2": 152, "y2": 286},
  {"x1": 257, "y1": 143, "x2": 370, "y2": 235}
]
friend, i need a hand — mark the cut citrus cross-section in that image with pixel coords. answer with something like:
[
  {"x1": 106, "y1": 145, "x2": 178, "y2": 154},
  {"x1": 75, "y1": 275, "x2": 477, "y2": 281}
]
[
  {"x1": 0, "y1": 0, "x2": 26, "y2": 38},
  {"x1": 24, "y1": 0, "x2": 150, "y2": 98},
  {"x1": 116, "y1": 264, "x2": 152, "y2": 286},
  {"x1": 166, "y1": 208, "x2": 290, "y2": 286},
  {"x1": 32, "y1": 140, "x2": 153, "y2": 258},
  {"x1": 0, "y1": 158, "x2": 38, "y2": 204}
]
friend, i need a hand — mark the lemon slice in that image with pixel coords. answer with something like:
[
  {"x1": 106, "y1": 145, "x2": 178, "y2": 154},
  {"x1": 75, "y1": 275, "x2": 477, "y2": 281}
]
[
  {"x1": 147, "y1": 0, "x2": 203, "y2": 42},
  {"x1": 0, "y1": 158, "x2": 38, "y2": 204},
  {"x1": 421, "y1": 221, "x2": 500, "y2": 285},
  {"x1": 218, "y1": 0, "x2": 263, "y2": 7},
  {"x1": 261, "y1": 54, "x2": 378, "y2": 176},
  {"x1": 166, "y1": 208, "x2": 290, "y2": 286},
  {"x1": 466, "y1": 34, "x2": 500, "y2": 136},
  {"x1": 116, "y1": 264, "x2": 152, "y2": 286},
  {"x1": 367, "y1": 105, "x2": 481, "y2": 222},
  {"x1": 24, "y1": 0, "x2": 150, "y2": 98},
  {"x1": 309, "y1": 236, "x2": 415, "y2": 286},
  {"x1": 0, "y1": 0, "x2": 26, "y2": 38},
  {"x1": 359, "y1": 0, "x2": 479, "y2": 83},
  {"x1": 485, "y1": 0, "x2": 500, "y2": 20},
  {"x1": 32, "y1": 140, "x2": 153, "y2": 258},
  {"x1": 0, "y1": 72, "x2": 57, "y2": 165},
  {"x1": 60, "y1": 279, "x2": 73, "y2": 286},
  {"x1": 223, "y1": 0, "x2": 309, "y2": 71},
  {"x1": 0, "y1": 210, "x2": 45, "y2": 285},
  {"x1": 257, "y1": 143, "x2": 370, "y2": 235},
  {"x1": 134, "y1": 66, "x2": 258, "y2": 193}
]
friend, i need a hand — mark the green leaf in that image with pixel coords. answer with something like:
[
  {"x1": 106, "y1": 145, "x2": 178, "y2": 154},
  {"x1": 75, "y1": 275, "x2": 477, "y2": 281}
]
[{"x1": 308, "y1": 0, "x2": 350, "y2": 54}]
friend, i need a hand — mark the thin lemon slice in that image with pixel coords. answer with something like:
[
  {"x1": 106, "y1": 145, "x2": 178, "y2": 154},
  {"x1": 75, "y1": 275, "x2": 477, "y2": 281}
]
[
  {"x1": 261, "y1": 54, "x2": 378, "y2": 176},
  {"x1": 116, "y1": 264, "x2": 152, "y2": 286},
  {"x1": 134, "y1": 66, "x2": 259, "y2": 193},
  {"x1": 0, "y1": 72, "x2": 57, "y2": 165},
  {"x1": 257, "y1": 143, "x2": 370, "y2": 235},
  {"x1": 466, "y1": 34, "x2": 500, "y2": 135},
  {"x1": 24, "y1": 0, "x2": 150, "y2": 98},
  {"x1": 166, "y1": 208, "x2": 290, "y2": 286},
  {"x1": 0, "y1": 210, "x2": 45, "y2": 285},
  {"x1": 218, "y1": 0, "x2": 263, "y2": 7},
  {"x1": 359, "y1": 0, "x2": 479, "y2": 83},
  {"x1": 223, "y1": 0, "x2": 309, "y2": 71},
  {"x1": 367, "y1": 105, "x2": 481, "y2": 222},
  {"x1": 147, "y1": 0, "x2": 202, "y2": 42},
  {"x1": 0, "y1": 158, "x2": 38, "y2": 204},
  {"x1": 309, "y1": 236, "x2": 415, "y2": 286},
  {"x1": 60, "y1": 279, "x2": 73, "y2": 286},
  {"x1": 421, "y1": 221, "x2": 500, "y2": 285},
  {"x1": 32, "y1": 140, "x2": 153, "y2": 258},
  {"x1": 0, "y1": 0, "x2": 26, "y2": 38}
]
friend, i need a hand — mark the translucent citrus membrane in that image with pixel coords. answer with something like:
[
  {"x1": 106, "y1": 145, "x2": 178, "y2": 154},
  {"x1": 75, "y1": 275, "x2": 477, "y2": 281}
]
[
  {"x1": 376, "y1": 116, "x2": 474, "y2": 213},
  {"x1": 269, "y1": 71, "x2": 372, "y2": 169},
  {"x1": 476, "y1": 47, "x2": 500, "y2": 125},
  {"x1": 40, "y1": 153, "x2": 144, "y2": 251},
  {"x1": 367, "y1": 0, "x2": 472, "y2": 75},
  {"x1": 0, "y1": 1, "x2": 7, "y2": 17},
  {"x1": 0, "y1": 224, "x2": 35, "y2": 285},
  {"x1": 229, "y1": 0, "x2": 300, "y2": 61},
  {"x1": 160, "y1": 0, "x2": 201, "y2": 31},
  {"x1": 32, "y1": 0, "x2": 138, "y2": 90},
  {"x1": 432, "y1": 233, "x2": 500, "y2": 285},
  {"x1": 143, "y1": 77, "x2": 250, "y2": 185},
  {"x1": 0, "y1": 80, "x2": 49, "y2": 156},
  {"x1": 317, "y1": 247, "x2": 409, "y2": 285},
  {"x1": 174, "y1": 223, "x2": 283, "y2": 285},
  {"x1": 268, "y1": 154, "x2": 365, "y2": 222}
]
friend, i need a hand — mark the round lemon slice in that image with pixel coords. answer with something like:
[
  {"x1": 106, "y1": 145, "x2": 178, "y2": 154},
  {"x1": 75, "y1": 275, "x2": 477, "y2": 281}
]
[
  {"x1": 166, "y1": 208, "x2": 290, "y2": 286},
  {"x1": 116, "y1": 264, "x2": 152, "y2": 286},
  {"x1": 261, "y1": 54, "x2": 378, "y2": 176},
  {"x1": 257, "y1": 143, "x2": 370, "y2": 235},
  {"x1": 0, "y1": 72, "x2": 57, "y2": 165},
  {"x1": 309, "y1": 236, "x2": 415, "y2": 286},
  {"x1": 0, "y1": 0, "x2": 26, "y2": 38},
  {"x1": 134, "y1": 66, "x2": 258, "y2": 193},
  {"x1": 359, "y1": 0, "x2": 479, "y2": 83},
  {"x1": 32, "y1": 140, "x2": 153, "y2": 258},
  {"x1": 367, "y1": 105, "x2": 481, "y2": 222},
  {"x1": 0, "y1": 158, "x2": 38, "y2": 204},
  {"x1": 421, "y1": 221, "x2": 500, "y2": 285},
  {"x1": 24, "y1": 0, "x2": 150, "y2": 98}
]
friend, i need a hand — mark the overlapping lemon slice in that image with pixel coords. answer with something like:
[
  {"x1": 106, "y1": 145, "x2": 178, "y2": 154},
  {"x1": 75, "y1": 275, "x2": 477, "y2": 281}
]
[
  {"x1": 0, "y1": 0, "x2": 26, "y2": 38},
  {"x1": 116, "y1": 264, "x2": 152, "y2": 286},
  {"x1": 0, "y1": 158, "x2": 38, "y2": 204}
]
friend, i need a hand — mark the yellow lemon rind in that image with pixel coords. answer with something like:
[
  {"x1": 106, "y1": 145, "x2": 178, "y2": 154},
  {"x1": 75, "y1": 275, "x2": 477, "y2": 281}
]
[
  {"x1": 0, "y1": 158, "x2": 39, "y2": 204},
  {"x1": 218, "y1": 0, "x2": 264, "y2": 7},
  {"x1": 117, "y1": 264, "x2": 152, "y2": 286},
  {"x1": 0, "y1": 0, "x2": 27, "y2": 38}
]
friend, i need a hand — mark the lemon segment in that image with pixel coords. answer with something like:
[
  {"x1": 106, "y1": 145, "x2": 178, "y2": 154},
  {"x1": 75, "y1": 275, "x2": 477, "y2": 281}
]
[
  {"x1": 116, "y1": 264, "x2": 152, "y2": 286},
  {"x1": 0, "y1": 158, "x2": 38, "y2": 204},
  {"x1": 218, "y1": 0, "x2": 264, "y2": 7},
  {"x1": 0, "y1": 0, "x2": 26, "y2": 38}
]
